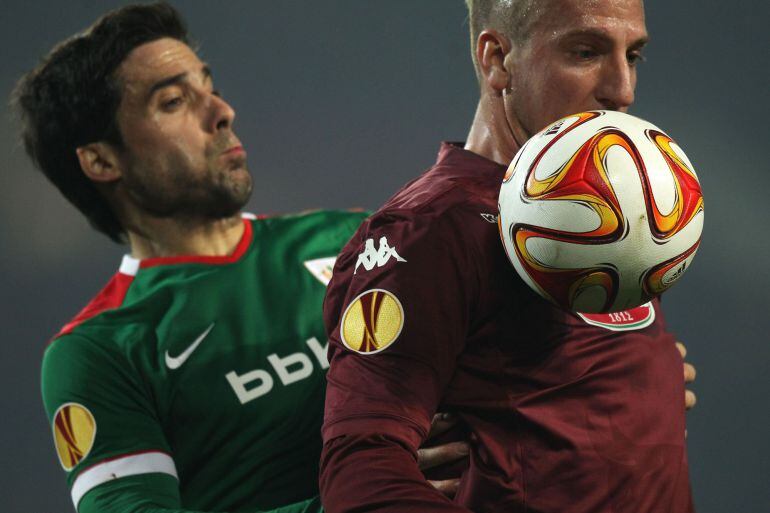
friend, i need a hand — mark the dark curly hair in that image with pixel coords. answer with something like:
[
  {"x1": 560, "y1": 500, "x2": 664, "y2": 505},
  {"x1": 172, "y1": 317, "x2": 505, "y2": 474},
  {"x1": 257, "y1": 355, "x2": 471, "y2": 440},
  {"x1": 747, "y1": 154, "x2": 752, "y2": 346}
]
[{"x1": 12, "y1": 2, "x2": 189, "y2": 242}]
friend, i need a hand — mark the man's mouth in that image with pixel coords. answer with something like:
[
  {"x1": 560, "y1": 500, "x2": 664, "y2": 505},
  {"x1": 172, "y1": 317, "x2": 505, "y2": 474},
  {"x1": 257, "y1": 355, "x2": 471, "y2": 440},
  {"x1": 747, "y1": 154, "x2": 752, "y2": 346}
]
[{"x1": 222, "y1": 145, "x2": 245, "y2": 156}]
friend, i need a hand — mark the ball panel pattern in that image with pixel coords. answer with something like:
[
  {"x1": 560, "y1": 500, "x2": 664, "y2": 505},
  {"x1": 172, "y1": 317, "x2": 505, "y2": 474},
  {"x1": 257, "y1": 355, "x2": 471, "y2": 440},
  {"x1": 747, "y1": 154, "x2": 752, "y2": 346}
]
[
  {"x1": 641, "y1": 130, "x2": 705, "y2": 240},
  {"x1": 498, "y1": 110, "x2": 704, "y2": 313}
]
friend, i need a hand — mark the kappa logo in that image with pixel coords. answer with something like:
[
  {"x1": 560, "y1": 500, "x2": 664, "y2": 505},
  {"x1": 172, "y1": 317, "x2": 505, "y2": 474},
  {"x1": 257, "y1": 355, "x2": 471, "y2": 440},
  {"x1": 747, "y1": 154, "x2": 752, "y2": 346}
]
[
  {"x1": 354, "y1": 236, "x2": 406, "y2": 274},
  {"x1": 52, "y1": 403, "x2": 96, "y2": 471},
  {"x1": 480, "y1": 213, "x2": 498, "y2": 223}
]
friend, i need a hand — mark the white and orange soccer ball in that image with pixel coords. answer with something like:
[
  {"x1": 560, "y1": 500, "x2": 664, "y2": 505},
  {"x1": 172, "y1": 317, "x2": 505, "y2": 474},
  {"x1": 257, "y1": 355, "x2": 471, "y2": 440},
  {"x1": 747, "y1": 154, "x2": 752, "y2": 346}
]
[{"x1": 498, "y1": 110, "x2": 704, "y2": 313}]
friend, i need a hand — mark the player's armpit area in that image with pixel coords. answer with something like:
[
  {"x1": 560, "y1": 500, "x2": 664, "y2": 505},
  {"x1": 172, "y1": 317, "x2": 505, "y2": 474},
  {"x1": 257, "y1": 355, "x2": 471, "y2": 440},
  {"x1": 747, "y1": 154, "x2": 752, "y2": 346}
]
[{"x1": 319, "y1": 433, "x2": 472, "y2": 513}]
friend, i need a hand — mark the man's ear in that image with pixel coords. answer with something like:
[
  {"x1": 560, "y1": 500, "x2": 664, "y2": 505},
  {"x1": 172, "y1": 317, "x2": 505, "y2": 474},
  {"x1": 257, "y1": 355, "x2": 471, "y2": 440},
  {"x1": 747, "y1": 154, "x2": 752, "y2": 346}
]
[
  {"x1": 76, "y1": 142, "x2": 122, "y2": 183},
  {"x1": 476, "y1": 29, "x2": 513, "y2": 95}
]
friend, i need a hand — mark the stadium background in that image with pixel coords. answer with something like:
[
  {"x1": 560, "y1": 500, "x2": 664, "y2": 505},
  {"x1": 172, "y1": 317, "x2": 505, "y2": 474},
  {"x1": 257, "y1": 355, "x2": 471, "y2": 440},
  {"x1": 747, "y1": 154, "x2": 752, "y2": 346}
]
[{"x1": 1, "y1": 1, "x2": 767, "y2": 511}]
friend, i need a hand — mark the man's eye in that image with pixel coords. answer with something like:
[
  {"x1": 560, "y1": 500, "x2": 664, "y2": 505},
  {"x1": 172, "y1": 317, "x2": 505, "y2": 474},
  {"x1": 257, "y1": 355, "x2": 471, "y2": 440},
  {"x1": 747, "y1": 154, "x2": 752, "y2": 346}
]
[
  {"x1": 627, "y1": 52, "x2": 647, "y2": 66},
  {"x1": 162, "y1": 97, "x2": 183, "y2": 109},
  {"x1": 572, "y1": 48, "x2": 598, "y2": 60}
]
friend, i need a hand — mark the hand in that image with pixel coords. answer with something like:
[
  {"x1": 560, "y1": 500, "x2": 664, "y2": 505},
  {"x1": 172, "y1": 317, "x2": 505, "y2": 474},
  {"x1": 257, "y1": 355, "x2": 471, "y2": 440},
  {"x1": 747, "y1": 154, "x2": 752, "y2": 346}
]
[
  {"x1": 417, "y1": 413, "x2": 470, "y2": 497},
  {"x1": 677, "y1": 342, "x2": 697, "y2": 410}
]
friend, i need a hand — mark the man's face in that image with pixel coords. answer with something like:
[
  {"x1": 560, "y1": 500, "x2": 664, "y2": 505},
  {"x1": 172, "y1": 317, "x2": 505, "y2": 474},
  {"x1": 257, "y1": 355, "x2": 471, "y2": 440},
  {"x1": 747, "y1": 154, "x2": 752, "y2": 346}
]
[
  {"x1": 504, "y1": 0, "x2": 648, "y2": 141},
  {"x1": 112, "y1": 38, "x2": 251, "y2": 219}
]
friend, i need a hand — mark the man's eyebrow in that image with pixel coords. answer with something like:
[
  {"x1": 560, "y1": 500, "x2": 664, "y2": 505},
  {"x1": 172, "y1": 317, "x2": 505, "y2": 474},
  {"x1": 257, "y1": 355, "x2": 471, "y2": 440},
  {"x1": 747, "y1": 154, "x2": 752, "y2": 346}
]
[
  {"x1": 629, "y1": 35, "x2": 649, "y2": 50},
  {"x1": 147, "y1": 65, "x2": 213, "y2": 99},
  {"x1": 148, "y1": 72, "x2": 188, "y2": 98},
  {"x1": 559, "y1": 27, "x2": 649, "y2": 48}
]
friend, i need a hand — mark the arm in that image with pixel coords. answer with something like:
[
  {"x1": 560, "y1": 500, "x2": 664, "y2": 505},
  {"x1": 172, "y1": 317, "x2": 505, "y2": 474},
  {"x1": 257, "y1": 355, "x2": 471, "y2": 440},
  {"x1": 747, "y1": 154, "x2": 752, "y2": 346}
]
[
  {"x1": 319, "y1": 212, "x2": 476, "y2": 513},
  {"x1": 77, "y1": 476, "x2": 323, "y2": 513},
  {"x1": 76, "y1": 474, "x2": 206, "y2": 513},
  {"x1": 42, "y1": 334, "x2": 227, "y2": 513},
  {"x1": 321, "y1": 433, "x2": 468, "y2": 513}
]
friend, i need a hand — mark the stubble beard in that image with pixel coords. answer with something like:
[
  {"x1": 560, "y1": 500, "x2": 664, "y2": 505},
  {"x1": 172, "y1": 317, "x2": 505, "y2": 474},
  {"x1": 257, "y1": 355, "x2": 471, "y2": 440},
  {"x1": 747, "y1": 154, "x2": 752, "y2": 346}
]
[{"x1": 122, "y1": 150, "x2": 253, "y2": 222}]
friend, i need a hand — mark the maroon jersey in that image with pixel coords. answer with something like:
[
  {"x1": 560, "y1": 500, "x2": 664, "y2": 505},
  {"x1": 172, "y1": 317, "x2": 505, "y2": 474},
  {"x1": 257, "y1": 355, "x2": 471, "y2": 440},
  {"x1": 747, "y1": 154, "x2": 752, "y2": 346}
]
[{"x1": 321, "y1": 143, "x2": 693, "y2": 513}]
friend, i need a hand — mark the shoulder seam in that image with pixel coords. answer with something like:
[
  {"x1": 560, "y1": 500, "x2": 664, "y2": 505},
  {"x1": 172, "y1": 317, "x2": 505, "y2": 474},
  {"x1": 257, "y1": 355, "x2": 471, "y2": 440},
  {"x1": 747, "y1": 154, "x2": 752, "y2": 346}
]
[{"x1": 51, "y1": 272, "x2": 135, "y2": 342}]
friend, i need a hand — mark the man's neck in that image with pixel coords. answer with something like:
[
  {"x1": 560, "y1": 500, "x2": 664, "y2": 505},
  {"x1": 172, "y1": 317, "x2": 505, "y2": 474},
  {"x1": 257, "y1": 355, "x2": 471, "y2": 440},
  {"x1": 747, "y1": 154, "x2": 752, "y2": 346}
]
[
  {"x1": 464, "y1": 92, "x2": 523, "y2": 167},
  {"x1": 125, "y1": 214, "x2": 245, "y2": 260}
]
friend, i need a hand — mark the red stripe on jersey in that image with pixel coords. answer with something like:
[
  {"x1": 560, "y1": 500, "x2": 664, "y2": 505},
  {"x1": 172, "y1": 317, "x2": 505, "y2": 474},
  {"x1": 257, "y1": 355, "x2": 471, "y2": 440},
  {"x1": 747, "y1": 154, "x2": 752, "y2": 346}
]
[
  {"x1": 139, "y1": 218, "x2": 253, "y2": 268},
  {"x1": 53, "y1": 272, "x2": 135, "y2": 340},
  {"x1": 53, "y1": 218, "x2": 253, "y2": 341}
]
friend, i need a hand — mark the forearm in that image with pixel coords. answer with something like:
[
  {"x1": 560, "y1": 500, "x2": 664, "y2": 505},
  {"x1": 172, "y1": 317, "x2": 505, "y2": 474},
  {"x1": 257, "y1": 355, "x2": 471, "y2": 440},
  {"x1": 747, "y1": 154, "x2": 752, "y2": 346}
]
[{"x1": 320, "y1": 433, "x2": 471, "y2": 513}]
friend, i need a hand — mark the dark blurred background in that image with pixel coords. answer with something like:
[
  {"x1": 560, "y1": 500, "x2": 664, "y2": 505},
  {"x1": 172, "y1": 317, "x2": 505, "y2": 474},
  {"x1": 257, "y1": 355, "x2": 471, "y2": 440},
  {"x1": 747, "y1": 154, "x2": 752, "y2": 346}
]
[{"x1": 1, "y1": 1, "x2": 768, "y2": 511}]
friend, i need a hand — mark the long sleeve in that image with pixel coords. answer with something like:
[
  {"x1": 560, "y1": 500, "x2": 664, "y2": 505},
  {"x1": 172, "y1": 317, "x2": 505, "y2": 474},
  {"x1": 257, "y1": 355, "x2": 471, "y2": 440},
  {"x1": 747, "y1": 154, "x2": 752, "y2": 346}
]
[
  {"x1": 321, "y1": 432, "x2": 470, "y2": 513},
  {"x1": 320, "y1": 208, "x2": 477, "y2": 513},
  {"x1": 78, "y1": 474, "x2": 323, "y2": 513}
]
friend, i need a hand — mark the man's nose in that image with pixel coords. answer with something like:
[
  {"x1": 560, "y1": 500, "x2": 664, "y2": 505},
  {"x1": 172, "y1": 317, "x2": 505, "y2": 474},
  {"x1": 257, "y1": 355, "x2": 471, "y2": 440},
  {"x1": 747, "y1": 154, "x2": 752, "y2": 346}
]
[
  {"x1": 207, "y1": 92, "x2": 236, "y2": 132},
  {"x1": 596, "y1": 53, "x2": 635, "y2": 112}
]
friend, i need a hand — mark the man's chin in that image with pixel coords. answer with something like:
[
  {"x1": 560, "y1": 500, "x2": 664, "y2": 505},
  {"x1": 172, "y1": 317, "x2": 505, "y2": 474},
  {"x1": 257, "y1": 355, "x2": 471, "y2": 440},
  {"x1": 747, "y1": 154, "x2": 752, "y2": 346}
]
[
  {"x1": 227, "y1": 170, "x2": 253, "y2": 209},
  {"x1": 210, "y1": 187, "x2": 252, "y2": 219},
  {"x1": 210, "y1": 163, "x2": 252, "y2": 215},
  {"x1": 162, "y1": 185, "x2": 252, "y2": 221}
]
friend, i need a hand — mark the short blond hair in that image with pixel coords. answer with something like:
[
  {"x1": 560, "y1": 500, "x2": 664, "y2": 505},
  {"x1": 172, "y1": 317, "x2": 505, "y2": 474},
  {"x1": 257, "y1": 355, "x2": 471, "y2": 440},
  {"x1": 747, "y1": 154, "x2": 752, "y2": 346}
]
[{"x1": 465, "y1": 0, "x2": 540, "y2": 78}]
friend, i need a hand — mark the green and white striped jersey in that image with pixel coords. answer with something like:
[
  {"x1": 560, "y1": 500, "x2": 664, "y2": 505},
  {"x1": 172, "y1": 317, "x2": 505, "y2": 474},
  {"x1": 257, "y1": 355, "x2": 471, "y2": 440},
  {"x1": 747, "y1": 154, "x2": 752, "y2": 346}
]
[{"x1": 42, "y1": 210, "x2": 367, "y2": 512}]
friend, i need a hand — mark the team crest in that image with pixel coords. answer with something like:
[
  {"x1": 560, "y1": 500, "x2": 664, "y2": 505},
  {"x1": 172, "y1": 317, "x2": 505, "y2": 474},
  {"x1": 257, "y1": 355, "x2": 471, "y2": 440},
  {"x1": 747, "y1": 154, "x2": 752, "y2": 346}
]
[
  {"x1": 52, "y1": 403, "x2": 96, "y2": 471},
  {"x1": 577, "y1": 302, "x2": 656, "y2": 331},
  {"x1": 303, "y1": 257, "x2": 337, "y2": 286},
  {"x1": 341, "y1": 289, "x2": 404, "y2": 354}
]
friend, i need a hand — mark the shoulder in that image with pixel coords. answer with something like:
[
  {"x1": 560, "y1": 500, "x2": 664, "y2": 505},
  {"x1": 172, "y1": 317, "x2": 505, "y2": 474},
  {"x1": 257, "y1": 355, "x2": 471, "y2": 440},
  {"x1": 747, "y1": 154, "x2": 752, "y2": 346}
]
[
  {"x1": 354, "y1": 156, "x2": 501, "y2": 245},
  {"x1": 41, "y1": 331, "x2": 130, "y2": 418},
  {"x1": 342, "y1": 169, "x2": 501, "y2": 267},
  {"x1": 43, "y1": 332, "x2": 100, "y2": 372},
  {"x1": 44, "y1": 319, "x2": 138, "y2": 381},
  {"x1": 51, "y1": 265, "x2": 137, "y2": 341},
  {"x1": 382, "y1": 146, "x2": 502, "y2": 217},
  {"x1": 245, "y1": 210, "x2": 370, "y2": 287},
  {"x1": 250, "y1": 209, "x2": 369, "y2": 244},
  {"x1": 329, "y1": 187, "x2": 493, "y2": 299},
  {"x1": 250, "y1": 208, "x2": 369, "y2": 227}
]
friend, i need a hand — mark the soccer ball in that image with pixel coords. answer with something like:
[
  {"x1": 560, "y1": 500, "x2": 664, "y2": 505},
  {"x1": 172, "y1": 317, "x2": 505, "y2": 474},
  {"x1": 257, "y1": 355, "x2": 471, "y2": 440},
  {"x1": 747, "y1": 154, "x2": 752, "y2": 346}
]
[{"x1": 498, "y1": 110, "x2": 704, "y2": 313}]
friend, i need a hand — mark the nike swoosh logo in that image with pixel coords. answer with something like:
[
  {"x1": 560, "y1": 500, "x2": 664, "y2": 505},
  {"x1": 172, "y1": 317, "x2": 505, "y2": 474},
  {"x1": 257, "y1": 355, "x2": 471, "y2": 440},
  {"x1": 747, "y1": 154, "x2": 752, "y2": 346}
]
[{"x1": 165, "y1": 323, "x2": 215, "y2": 370}]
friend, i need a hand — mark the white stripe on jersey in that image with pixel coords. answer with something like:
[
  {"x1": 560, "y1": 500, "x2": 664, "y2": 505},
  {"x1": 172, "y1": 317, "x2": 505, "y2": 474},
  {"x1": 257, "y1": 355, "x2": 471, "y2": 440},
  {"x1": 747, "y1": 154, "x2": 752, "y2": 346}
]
[
  {"x1": 118, "y1": 255, "x2": 140, "y2": 276},
  {"x1": 71, "y1": 451, "x2": 177, "y2": 508}
]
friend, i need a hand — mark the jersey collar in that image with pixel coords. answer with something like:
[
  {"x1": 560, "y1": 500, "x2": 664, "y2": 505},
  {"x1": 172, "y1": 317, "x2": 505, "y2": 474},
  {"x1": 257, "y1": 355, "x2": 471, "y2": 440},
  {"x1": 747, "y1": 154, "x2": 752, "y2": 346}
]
[
  {"x1": 436, "y1": 141, "x2": 507, "y2": 175},
  {"x1": 119, "y1": 215, "x2": 255, "y2": 276}
]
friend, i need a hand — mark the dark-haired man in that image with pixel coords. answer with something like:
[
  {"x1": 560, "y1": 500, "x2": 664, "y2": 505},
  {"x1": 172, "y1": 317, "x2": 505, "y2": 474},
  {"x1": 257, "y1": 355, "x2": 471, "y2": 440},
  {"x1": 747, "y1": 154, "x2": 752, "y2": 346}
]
[
  {"x1": 15, "y1": 3, "x2": 465, "y2": 512},
  {"x1": 321, "y1": 1, "x2": 697, "y2": 512}
]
